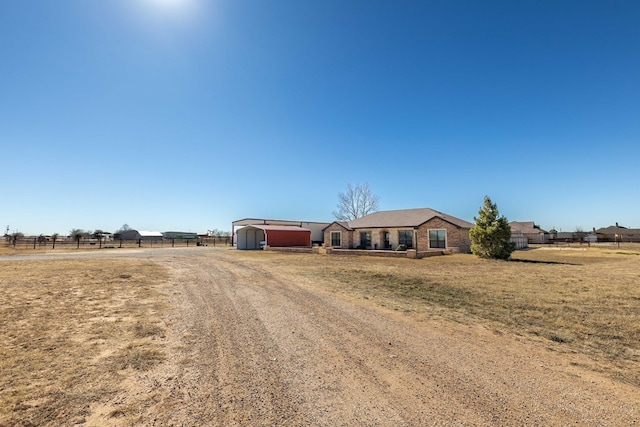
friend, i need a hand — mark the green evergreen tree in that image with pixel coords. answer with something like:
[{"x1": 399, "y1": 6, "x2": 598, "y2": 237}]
[{"x1": 470, "y1": 196, "x2": 515, "y2": 260}]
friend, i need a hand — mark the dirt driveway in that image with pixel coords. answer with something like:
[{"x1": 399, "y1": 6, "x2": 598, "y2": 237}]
[{"x1": 76, "y1": 248, "x2": 638, "y2": 426}]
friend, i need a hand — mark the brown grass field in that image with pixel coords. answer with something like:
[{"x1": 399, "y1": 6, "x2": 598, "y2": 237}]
[
  {"x1": 238, "y1": 244, "x2": 640, "y2": 386},
  {"x1": 0, "y1": 258, "x2": 170, "y2": 426},
  {"x1": 1, "y1": 244, "x2": 639, "y2": 425}
]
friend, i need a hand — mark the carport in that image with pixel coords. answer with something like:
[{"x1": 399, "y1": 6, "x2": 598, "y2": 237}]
[{"x1": 235, "y1": 225, "x2": 311, "y2": 250}]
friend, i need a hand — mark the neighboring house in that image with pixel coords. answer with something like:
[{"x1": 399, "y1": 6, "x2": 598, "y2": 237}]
[
  {"x1": 323, "y1": 208, "x2": 473, "y2": 254},
  {"x1": 510, "y1": 221, "x2": 549, "y2": 243},
  {"x1": 232, "y1": 218, "x2": 330, "y2": 246},
  {"x1": 236, "y1": 225, "x2": 311, "y2": 250},
  {"x1": 596, "y1": 223, "x2": 640, "y2": 242}
]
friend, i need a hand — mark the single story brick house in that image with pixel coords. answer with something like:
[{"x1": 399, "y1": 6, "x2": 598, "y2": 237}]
[
  {"x1": 323, "y1": 208, "x2": 473, "y2": 254},
  {"x1": 509, "y1": 221, "x2": 549, "y2": 243},
  {"x1": 596, "y1": 223, "x2": 640, "y2": 242}
]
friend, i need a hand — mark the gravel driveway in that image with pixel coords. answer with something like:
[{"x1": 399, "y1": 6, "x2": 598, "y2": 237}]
[{"x1": 18, "y1": 247, "x2": 636, "y2": 426}]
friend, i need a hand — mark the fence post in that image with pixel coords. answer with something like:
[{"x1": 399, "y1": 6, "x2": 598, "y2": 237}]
[{"x1": 33, "y1": 238, "x2": 36, "y2": 249}]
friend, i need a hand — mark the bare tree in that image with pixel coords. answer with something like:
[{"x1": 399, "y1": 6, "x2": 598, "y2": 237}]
[
  {"x1": 332, "y1": 182, "x2": 380, "y2": 221},
  {"x1": 115, "y1": 224, "x2": 131, "y2": 233}
]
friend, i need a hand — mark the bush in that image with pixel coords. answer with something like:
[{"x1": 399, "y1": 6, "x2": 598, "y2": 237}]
[{"x1": 395, "y1": 244, "x2": 407, "y2": 251}]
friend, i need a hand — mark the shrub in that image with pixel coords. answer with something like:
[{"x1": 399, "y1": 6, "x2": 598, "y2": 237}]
[{"x1": 470, "y1": 196, "x2": 515, "y2": 260}]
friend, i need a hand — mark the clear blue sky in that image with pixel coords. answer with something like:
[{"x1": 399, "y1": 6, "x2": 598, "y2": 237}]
[{"x1": 2, "y1": 0, "x2": 639, "y2": 236}]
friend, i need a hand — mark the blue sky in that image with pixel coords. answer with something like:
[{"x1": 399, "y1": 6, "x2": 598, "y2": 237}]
[{"x1": 1, "y1": 0, "x2": 639, "y2": 236}]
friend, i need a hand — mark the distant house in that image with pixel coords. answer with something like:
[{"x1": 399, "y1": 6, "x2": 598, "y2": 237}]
[
  {"x1": 596, "y1": 223, "x2": 640, "y2": 242},
  {"x1": 323, "y1": 208, "x2": 473, "y2": 254},
  {"x1": 510, "y1": 221, "x2": 549, "y2": 243}
]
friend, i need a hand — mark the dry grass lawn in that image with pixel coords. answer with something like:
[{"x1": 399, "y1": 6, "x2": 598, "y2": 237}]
[
  {"x1": 240, "y1": 245, "x2": 640, "y2": 386},
  {"x1": 0, "y1": 258, "x2": 170, "y2": 426}
]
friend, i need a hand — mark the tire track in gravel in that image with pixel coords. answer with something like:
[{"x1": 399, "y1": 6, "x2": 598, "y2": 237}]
[
  {"x1": 137, "y1": 250, "x2": 639, "y2": 426},
  {"x1": 158, "y1": 254, "x2": 311, "y2": 426},
  {"x1": 207, "y1": 255, "x2": 640, "y2": 426}
]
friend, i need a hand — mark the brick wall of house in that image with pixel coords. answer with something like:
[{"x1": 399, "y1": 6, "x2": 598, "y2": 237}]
[
  {"x1": 324, "y1": 219, "x2": 471, "y2": 253},
  {"x1": 416, "y1": 217, "x2": 471, "y2": 253},
  {"x1": 354, "y1": 228, "x2": 416, "y2": 250},
  {"x1": 323, "y1": 224, "x2": 353, "y2": 248}
]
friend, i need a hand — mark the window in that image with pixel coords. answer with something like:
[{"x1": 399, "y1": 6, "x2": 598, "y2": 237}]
[
  {"x1": 360, "y1": 231, "x2": 371, "y2": 248},
  {"x1": 398, "y1": 230, "x2": 413, "y2": 248},
  {"x1": 383, "y1": 231, "x2": 390, "y2": 249},
  {"x1": 330, "y1": 231, "x2": 341, "y2": 247},
  {"x1": 429, "y1": 229, "x2": 446, "y2": 249}
]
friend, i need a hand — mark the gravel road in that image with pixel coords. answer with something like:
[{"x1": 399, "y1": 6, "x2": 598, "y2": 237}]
[{"x1": 20, "y1": 248, "x2": 637, "y2": 426}]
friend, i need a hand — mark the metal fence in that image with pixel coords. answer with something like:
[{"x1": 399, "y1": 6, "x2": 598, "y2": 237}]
[{"x1": 3, "y1": 236, "x2": 231, "y2": 250}]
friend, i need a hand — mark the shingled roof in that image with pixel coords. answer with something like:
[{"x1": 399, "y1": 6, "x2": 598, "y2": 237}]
[
  {"x1": 343, "y1": 208, "x2": 473, "y2": 229},
  {"x1": 510, "y1": 221, "x2": 548, "y2": 234},
  {"x1": 596, "y1": 225, "x2": 640, "y2": 235}
]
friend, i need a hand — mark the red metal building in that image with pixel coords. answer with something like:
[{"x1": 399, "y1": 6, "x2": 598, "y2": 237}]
[{"x1": 235, "y1": 225, "x2": 311, "y2": 250}]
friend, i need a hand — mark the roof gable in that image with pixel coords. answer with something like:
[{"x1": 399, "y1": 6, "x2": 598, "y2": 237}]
[{"x1": 322, "y1": 221, "x2": 352, "y2": 231}]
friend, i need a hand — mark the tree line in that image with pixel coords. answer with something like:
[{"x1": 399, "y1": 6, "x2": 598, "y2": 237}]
[{"x1": 4, "y1": 223, "x2": 231, "y2": 243}]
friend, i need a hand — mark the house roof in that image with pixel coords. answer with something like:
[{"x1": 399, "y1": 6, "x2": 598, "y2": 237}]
[
  {"x1": 596, "y1": 225, "x2": 640, "y2": 235},
  {"x1": 232, "y1": 218, "x2": 329, "y2": 227},
  {"x1": 510, "y1": 221, "x2": 548, "y2": 234},
  {"x1": 239, "y1": 225, "x2": 311, "y2": 233},
  {"x1": 342, "y1": 208, "x2": 473, "y2": 229}
]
